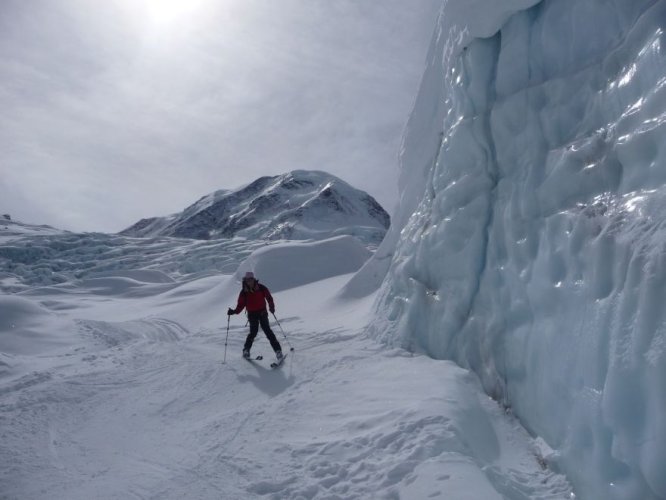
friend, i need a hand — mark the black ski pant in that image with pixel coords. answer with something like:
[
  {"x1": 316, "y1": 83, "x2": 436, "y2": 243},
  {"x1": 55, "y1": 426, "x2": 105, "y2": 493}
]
[{"x1": 244, "y1": 311, "x2": 281, "y2": 353}]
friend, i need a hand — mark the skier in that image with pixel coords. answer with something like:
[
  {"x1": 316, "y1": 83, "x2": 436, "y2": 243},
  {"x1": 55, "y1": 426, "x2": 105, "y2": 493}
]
[{"x1": 227, "y1": 271, "x2": 283, "y2": 362}]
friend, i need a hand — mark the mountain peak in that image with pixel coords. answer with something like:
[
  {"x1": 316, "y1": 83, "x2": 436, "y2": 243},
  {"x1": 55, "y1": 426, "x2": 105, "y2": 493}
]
[{"x1": 120, "y1": 170, "x2": 390, "y2": 246}]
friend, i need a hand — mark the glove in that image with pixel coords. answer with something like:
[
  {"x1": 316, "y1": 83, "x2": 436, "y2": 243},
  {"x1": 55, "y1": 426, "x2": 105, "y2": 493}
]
[
  {"x1": 227, "y1": 308, "x2": 235, "y2": 316},
  {"x1": 269, "y1": 306, "x2": 275, "y2": 314}
]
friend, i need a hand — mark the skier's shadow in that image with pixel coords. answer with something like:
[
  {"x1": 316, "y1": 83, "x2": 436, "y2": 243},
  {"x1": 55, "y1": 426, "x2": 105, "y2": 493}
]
[{"x1": 236, "y1": 361, "x2": 295, "y2": 396}]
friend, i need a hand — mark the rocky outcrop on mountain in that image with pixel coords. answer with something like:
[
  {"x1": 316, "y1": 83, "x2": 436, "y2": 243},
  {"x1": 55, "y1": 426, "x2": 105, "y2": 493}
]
[{"x1": 120, "y1": 170, "x2": 390, "y2": 247}]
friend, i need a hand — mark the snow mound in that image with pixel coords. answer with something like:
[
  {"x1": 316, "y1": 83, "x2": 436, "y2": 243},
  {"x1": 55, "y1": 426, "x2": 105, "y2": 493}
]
[
  {"x1": 235, "y1": 235, "x2": 372, "y2": 292},
  {"x1": 0, "y1": 295, "x2": 51, "y2": 332},
  {"x1": 76, "y1": 277, "x2": 175, "y2": 297},
  {"x1": 77, "y1": 271, "x2": 178, "y2": 297},
  {"x1": 86, "y1": 270, "x2": 175, "y2": 284},
  {"x1": 0, "y1": 295, "x2": 65, "y2": 356}
]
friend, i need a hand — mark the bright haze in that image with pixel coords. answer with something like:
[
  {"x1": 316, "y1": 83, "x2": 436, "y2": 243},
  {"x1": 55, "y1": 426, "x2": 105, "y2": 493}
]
[{"x1": 0, "y1": 0, "x2": 442, "y2": 233}]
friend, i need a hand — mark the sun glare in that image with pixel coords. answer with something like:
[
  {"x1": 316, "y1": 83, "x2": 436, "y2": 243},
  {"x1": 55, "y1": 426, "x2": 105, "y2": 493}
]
[
  {"x1": 131, "y1": 0, "x2": 208, "y2": 30},
  {"x1": 145, "y1": 0, "x2": 195, "y2": 24}
]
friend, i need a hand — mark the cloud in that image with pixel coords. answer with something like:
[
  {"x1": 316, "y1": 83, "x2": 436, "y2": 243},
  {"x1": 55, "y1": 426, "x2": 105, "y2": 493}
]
[{"x1": 0, "y1": 0, "x2": 442, "y2": 232}]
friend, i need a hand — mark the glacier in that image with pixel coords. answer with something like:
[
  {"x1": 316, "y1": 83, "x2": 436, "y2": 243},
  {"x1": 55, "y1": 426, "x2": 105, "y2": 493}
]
[{"x1": 372, "y1": 0, "x2": 666, "y2": 498}]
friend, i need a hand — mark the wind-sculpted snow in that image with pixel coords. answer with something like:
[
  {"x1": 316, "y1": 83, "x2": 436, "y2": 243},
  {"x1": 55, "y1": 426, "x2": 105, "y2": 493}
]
[{"x1": 374, "y1": 0, "x2": 666, "y2": 498}]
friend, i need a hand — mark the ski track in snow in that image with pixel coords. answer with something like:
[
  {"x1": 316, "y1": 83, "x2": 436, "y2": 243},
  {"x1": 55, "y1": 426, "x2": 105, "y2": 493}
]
[{"x1": 0, "y1": 271, "x2": 572, "y2": 499}]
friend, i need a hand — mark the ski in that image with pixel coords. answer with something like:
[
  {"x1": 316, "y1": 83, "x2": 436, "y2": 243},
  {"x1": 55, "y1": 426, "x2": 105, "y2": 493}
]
[
  {"x1": 270, "y1": 353, "x2": 287, "y2": 369},
  {"x1": 243, "y1": 355, "x2": 263, "y2": 362}
]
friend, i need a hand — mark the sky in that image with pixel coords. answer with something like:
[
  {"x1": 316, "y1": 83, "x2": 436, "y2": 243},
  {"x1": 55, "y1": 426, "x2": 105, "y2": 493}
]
[{"x1": 0, "y1": 0, "x2": 442, "y2": 233}]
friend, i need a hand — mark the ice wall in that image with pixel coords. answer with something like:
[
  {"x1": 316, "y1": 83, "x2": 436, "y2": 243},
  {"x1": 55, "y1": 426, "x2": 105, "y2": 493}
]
[{"x1": 374, "y1": 0, "x2": 666, "y2": 498}]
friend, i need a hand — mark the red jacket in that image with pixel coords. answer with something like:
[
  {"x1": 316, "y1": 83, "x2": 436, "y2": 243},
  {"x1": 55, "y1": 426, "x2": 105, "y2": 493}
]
[{"x1": 233, "y1": 283, "x2": 275, "y2": 314}]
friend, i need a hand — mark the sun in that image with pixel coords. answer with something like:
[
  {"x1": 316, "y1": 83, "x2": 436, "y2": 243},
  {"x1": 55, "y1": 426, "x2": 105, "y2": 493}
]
[{"x1": 137, "y1": 0, "x2": 207, "y2": 28}]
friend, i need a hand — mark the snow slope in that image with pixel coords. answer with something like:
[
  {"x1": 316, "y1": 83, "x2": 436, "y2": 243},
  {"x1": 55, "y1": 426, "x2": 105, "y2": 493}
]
[
  {"x1": 370, "y1": 0, "x2": 666, "y2": 499},
  {"x1": 0, "y1": 233, "x2": 572, "y2": 499},
  {"x1": 120, "y1": 170, "x2": 390, "y2": 247}
]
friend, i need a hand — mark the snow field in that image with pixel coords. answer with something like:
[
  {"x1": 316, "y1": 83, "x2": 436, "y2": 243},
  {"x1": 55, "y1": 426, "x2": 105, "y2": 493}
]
[{"x1": 1, "y1": 235, "x2": 572, "y2": 499}]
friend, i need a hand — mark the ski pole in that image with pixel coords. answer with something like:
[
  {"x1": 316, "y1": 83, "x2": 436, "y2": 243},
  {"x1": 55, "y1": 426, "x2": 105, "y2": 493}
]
[
  {"x1": 272, "y1": 313, "x2": 294, "y2": 351},
  {"x1": 223, "y1": 315, "x2": 230, "y2": 363}
]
